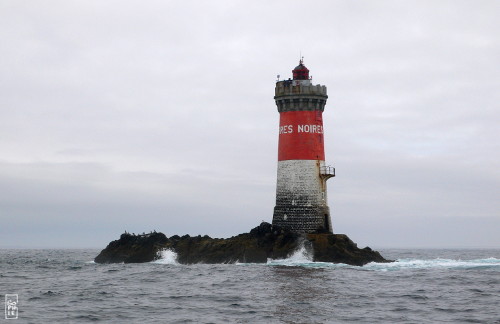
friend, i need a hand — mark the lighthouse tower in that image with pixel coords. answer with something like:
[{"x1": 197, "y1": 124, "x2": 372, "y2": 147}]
[{"x1": 272, "y1": 59, "x2": 335, "y2": 233}]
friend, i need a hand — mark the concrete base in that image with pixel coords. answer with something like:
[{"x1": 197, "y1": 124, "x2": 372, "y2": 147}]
[
  {"x1": 273, "y1": 159, "x2": 333, "y2": 233},
  {"x1": 273, "y1": 205, "x2": 332, "y2": 233}
]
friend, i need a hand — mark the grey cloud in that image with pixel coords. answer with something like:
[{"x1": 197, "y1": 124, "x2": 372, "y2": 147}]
[{"x1": 0, "y1": 1, "x2": 498, "y2": 248}]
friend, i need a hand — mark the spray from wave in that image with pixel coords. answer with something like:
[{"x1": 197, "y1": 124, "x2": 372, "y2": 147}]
[
  {"x1": 266, "y1": 241, "x2": 500, "y2": 270},
  {"x1": 152, "y1": 249, "x2": 179, "y2": 265},
  {"x1": 150, "y1": 246, "x2": 500, "y2": 270},
  {"x1": 266, "y1": 241, "x2": 323, "y2": 266}
]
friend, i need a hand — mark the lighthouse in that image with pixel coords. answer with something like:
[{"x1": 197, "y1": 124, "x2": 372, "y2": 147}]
[{"x1": 272, "y1": 59, "x2": 335, "y2": 233}]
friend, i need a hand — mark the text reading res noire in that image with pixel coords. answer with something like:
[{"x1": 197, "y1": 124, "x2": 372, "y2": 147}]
[{"x1": 279, "y1": 125, "x2": 324, "y2": 134}]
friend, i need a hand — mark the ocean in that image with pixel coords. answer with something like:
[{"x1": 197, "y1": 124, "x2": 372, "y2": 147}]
[{"x1": 1, "y1": 248, "x2": 499, "y2": 323}]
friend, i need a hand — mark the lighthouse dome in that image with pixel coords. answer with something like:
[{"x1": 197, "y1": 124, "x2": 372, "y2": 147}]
[{"x1": 292, "y1": 60, "x2": 309, "y2": 80}]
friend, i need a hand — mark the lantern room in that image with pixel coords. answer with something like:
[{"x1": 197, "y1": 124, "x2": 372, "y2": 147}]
[{"x1": 292, "y1": 59, "x2": 310, "y2": 80}]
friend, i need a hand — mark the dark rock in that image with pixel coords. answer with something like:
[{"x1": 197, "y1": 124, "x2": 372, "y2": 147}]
[
  {"x1": 94, "y1": 222, "x2": 392, "y2": 266},
  {"x1": 306, "y1": 233, "x2": 388, "y2": 266},
  {"x1": 94, "y1": 232, "x2": 169, "y2": 264}
]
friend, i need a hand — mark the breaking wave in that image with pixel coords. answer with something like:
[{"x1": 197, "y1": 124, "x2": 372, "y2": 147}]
[
  {"x1": 263, "y1": 241, "x2": 500, "y2": 270},
  {"x1": 363, "y1": 257, "x2": 500, "y2": 271},
  {"x1": 152, "y1": 249, "x2": 179, "y2": 265},
  {"x1": 266, "y1": 256, "x2": 500, "y2": 270},
  {"x1": 267, "y1": 244, "x2": 318, "y2": 266},
  {"x1": 150, "y1": 246, "x2": 500, "y2": 271}
]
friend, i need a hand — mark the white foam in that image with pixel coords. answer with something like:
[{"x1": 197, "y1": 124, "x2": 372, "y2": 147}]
[
  {"x1": 150, "y1": 247, "x2": 500, "y2": 270},
  {"x1": 363, "y1": 257, "x2": 500, "y2": 271},
  {"x1": 267, "y1": 244, "x2": 317, "y2": 266},
  {"x1": 266, "y1": 250, "x2": 500, "y2": 270},
  {"x1": 152, "y1": 249, "x2": 179, "y2": 265}
]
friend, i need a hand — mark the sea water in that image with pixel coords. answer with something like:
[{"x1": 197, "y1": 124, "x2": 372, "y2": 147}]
[{"x1": 0, "y1": 248, "x2": 499, "y2": 323}]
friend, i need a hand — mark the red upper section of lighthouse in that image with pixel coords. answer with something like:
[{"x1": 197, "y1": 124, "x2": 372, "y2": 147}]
[
  {"x1": 278, "y1": 111, "x2": 325, "y2": 161},
  {"x1": 292, "y1": 59, "x2": 310, "y2": 80}
]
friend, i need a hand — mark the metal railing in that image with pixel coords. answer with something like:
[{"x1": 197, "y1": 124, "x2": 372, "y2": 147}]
[{"x1": 320, "y1": 165, "x2": 335, "y2": 177}]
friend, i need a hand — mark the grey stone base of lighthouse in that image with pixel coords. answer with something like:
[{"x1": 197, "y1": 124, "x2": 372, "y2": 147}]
[
  {"x1": 273, "y1": 206, "x2": 332, "y2": 233},
  {"x1": 272, "y1": 160, "x2": 333, "y2": 234}
]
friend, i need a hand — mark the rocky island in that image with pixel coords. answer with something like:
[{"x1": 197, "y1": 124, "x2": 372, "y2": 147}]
[{"x1": 94, "y1": 222, "x2": 390, "y2": 266}]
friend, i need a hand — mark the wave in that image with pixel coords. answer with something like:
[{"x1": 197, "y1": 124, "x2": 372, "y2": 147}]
[
  {"x1": 267, "y1": 257, "x2": 500, "y2": 270},
  {"x1": 267, "y1": 245, "x2": 312, "y2": 265},
  {"x1": 266, "y1": 244, "x2": 334, "y2": 267},
  {"x1": 152, "y1": 249, "x2": 179, "y2": 265},
  {"x1": 266, "y1": 246, "x2": 500, "y2": 270},
  {"x1": 363, "y1": 257, "x2": 500, "y2": 271},
  {"x1": 149, "y1": 246, "x2": 500, "y2": 270}
]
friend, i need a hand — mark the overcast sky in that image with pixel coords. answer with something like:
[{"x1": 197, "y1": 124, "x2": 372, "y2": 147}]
[{"x1": 1, "y1": 1, "x2": 498, "y2": 249}]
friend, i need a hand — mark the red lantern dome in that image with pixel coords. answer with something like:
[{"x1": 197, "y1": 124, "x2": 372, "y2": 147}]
[{"x1": 292, "y1": 59, "x2": 309, "y2": 80}]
